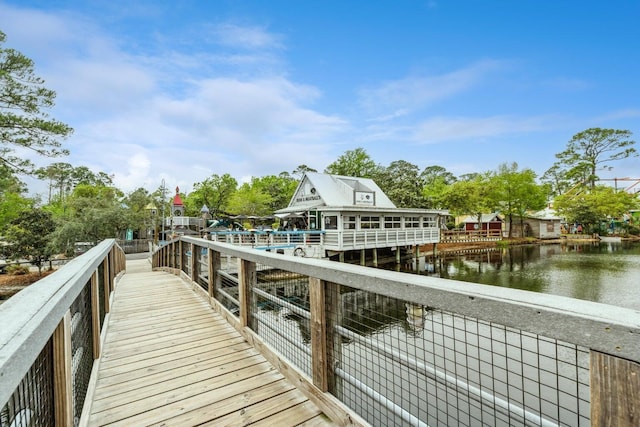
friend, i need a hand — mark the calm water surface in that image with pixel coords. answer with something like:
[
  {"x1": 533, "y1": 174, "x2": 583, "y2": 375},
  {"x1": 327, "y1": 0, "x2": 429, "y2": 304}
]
[{"x1": 390, "y1": 241, "x2": 640, "y2": 310}]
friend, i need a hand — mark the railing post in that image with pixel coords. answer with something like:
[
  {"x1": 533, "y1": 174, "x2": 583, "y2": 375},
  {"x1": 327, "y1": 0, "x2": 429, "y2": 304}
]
[
  {"x1": 90, "y1": 271, "x2": 101, "y2": 359},
  {"x1": 238, "y1": 259, "x2": 256, "y2": 329},
  {"x1": 53, "y1": 311, "x2": 73, "y2": 427},
  {"x1": 309, "y1": 277, "x2": 329, "y2": 391},
  {"x1": 590, "y1": 350, "x2": 640, "y2": 426},
  {"x1": 208, "y1": 248, "x2": 220, "y2": 300}
]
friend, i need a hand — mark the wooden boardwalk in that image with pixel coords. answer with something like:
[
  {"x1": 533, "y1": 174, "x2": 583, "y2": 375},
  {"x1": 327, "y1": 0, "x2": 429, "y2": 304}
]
[{"x1": 85, "y1": 259, "x2": 336, "y2": 426}]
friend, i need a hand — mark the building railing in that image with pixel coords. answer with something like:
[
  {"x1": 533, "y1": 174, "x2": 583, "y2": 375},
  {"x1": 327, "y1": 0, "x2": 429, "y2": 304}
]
[
  {"x1": 153, "y1": 236, "x2": 640, "y2": 427},
  {"x1": 209, "y1": 228, "x2": 440, "y2": 254},
  {"x1": 441, "y1": 229, "x2": 503, "y2": 241},
  {"x1": 0, "y1": 240, "x2": 125, "y2": 427}
]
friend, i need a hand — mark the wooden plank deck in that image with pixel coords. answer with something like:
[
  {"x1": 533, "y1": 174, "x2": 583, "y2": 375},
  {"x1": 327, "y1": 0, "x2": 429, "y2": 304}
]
[{"x1": 85, "y1": 258, "x2": 336, "y2": 426}]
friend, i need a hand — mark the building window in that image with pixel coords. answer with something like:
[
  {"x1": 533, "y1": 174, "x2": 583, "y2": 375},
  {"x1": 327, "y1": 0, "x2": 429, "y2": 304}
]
[
  {"x1": 384, "y1": 216, "x2": 402, "y2": 229},
  {"x1": 344, "y1": 216, "x2": 356, "y2": 230},
  {"x1": 405, "y1": 217, "x2": 420, "y2": 228},
  {"x1": 360, "y1": 216, "x2": 380, "y2": 229},
  {"x1": 423, "y1": 216, "x2": 436, "y2": 227},
  {"x1": 324, "y1": 215, "x2": 338, "y2": 230}
]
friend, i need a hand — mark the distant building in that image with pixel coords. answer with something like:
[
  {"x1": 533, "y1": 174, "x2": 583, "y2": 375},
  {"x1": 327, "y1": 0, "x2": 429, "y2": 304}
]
[
  {"x1": 461, "y1": 213, "x2": 503, "y2": 234},
  {"x1": 505, "y1": 208, "x2": 562, "y2": 239},
  {"x1": 273, "y1": 172, "x2": 448, "y2": 259}
]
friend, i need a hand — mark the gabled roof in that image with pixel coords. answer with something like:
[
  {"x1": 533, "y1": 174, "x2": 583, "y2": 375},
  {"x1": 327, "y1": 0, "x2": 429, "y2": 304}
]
[
  {"x1": 462, "y1": 213, "x2": 503, "y2": 223},
  {"x1": 277, "y1": 172, "x2": 396, "y2": 212}
]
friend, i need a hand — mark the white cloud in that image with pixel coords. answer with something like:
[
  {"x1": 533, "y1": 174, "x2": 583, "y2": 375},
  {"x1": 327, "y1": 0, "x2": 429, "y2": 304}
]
[{"x1": 358, "y1": 59, "x2": 507, "y2": 116}]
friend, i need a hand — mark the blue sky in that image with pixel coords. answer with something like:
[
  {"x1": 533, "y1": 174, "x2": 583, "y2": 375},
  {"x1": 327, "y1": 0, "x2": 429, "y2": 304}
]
[{"x1": 1, "y1": 1, "x2": 639, "y2": 196}]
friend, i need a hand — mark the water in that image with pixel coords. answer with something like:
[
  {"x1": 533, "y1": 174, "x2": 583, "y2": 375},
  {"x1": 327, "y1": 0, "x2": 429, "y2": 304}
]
[{"x1": 391, "y1": 241, "x2": 640, "y2": 310}]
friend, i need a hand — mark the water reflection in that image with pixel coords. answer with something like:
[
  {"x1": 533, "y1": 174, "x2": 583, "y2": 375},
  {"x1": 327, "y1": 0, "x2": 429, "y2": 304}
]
[{"x1": 388, "y1": 241, "x2": 640, "y2": 310}]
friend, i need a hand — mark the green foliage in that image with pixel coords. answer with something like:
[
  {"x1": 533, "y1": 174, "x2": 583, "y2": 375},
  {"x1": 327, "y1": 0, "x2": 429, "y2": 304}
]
[
  {"x1": 0, "y1": 31, "x2": 72, "y2": 173},
  {"x1": 227, "y1": 181, "x2": 273, "y2": 217},
  {"x1": 376, "y1": 160, "x2": 426, "y2": 208},
  {"x1": 184, "y1": 173, "x2": 238, "y2": 217},
  {"x1": 489, "y1": 163, "x2": 548, "y2": 238},
  {"x1": 2, "y1": 208, "x2": 56, "y2": 273},
  {"x1": 48, "y1": 184, "x2": 131, "y2": 254},
  {"x1": 324, "y1": 147, "x2": 381, "y2": 178},
  {"x1": 6, "y1": 264, "x2": 29, "y2": 275},
  {"x1": 292, "y1": 164, "x2": 317, "y2": 178},
  {"x1": 547, "y1": 128, "x2": 636, "y2": 191},
  {"x1": 554, "y1": 185, "x2": 639, "y2": 232}
]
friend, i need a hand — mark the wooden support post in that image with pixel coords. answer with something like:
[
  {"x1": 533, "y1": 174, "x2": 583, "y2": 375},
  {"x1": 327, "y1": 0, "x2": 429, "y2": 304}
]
[
  {"x1": 338, "y1": 252, "x2": 345, "y2": 263},
  {"x1": 209, "y1": 249, "x2": 220, "y2": 300},
  {"x1": 433, "y1": 242, "x2": 438, "y2": 256},
  {"x1": 360, "y1": 249, "x2": 366, "y2": 266},
  {"x1": 53, "y1": 311, "x2": 73, "y2": 427},
  {"x1": 395, "y1": 248, "x2": 401, "y2": 264},
  {"x1": 309, "y1": 277, "x2": 328, "y2": 391},
  {"x1": 591, "y1": 350, "x2": 640, "y2": 426},
  {"x1": 238, "y1": 259, "x2": 256, "y2": 329},
  {"x1": 372, "y1": 248, "x2": 378, "y2": 267},
  {"x1": 90, "y1": 272, "x2": 101, "y2": 359}
]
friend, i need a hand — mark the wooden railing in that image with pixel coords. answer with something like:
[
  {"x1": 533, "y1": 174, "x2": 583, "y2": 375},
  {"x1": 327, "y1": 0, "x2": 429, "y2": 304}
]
[
  {"x1": 154, "y1": 236, "x2": 640, "y2": 427},
  {"x1": 0, "y1": 240, "x2": 125, "y2": 426},
  {"x1": 440, "y1": 229, "x2": 503, "y2": 241}
]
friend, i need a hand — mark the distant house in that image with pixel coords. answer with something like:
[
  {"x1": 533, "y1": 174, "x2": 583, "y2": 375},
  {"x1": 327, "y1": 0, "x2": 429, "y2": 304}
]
[
  {"x1": 461, "y1": 213, "x2": 503, "y2": 234},
  {"x1": 505, "y1": 208, "x2": 562, "y2": 239}
]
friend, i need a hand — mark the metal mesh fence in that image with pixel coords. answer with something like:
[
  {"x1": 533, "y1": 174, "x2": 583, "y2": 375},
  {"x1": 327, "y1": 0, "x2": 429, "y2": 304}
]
[
  {"x1": 329, "y1": 285, "x2": 591, "y2": 427},
  {"x1": 97, "y1": 262, "x2": 106, "y2": 326},
  {"x1": 216, "y1": 255, "x2": 241, "y2": 317},
  {"x1": 70, "y1": 283, "x2": 95, "y2": 426},
  {"x1": 0, "y1": 339, "x2": 54, "y2": 427},
  {"x1": 252, "y1": 263, "x2": 313, "y2": 377},
  {"x1": 196, "y1": 249, "x2": 208, "y2": 292}
]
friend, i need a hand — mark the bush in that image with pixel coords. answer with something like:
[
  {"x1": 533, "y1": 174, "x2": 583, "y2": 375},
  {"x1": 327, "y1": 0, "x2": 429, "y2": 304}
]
[{"x1": 7, "y1": 264, "x2": 30, "y2": 275}]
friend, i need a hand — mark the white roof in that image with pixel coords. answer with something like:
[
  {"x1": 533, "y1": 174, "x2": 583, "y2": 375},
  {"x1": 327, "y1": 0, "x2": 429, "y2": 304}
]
[
  {"x1": 462, "y1": 213, "x2": 503, "y2": 223},
  {"x1": 276, "y1": 172, "x2": 396, "y2": 213}
]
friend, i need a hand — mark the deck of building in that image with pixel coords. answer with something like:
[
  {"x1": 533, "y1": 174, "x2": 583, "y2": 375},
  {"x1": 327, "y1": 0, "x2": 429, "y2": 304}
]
[{"x1": 85, "y1": 259, "x2": 336, "y2": 426}]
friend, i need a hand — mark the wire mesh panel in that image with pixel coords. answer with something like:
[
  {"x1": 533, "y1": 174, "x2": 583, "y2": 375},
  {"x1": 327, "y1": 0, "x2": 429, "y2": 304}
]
[
  {"x1": 330, "y1": 286, "x2": 591, "y2": 427},
  {"x1": 197, "y1": 248, "x2": 209, "y2": 292},
  {"x1": 70, "y1": 283, "x2": 95, "y2": 426},
  {"x1": 215, "y1": 255, "x2": 241, "y2": 317},
  {"x1": 0, "y1": 340, "x2": 54, "y2": 427},
  {"x1": 97, "y1": 262, "x2": 106, "y2": 326},
  {"x1": 252, "y1": 262, "x2": 313, "y2": 377}
]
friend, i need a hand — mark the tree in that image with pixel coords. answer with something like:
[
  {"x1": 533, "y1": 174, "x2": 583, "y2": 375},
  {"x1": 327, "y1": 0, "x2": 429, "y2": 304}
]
[
  {"x1": 251, "y1": 173, "x2": 298, "y2": 212},
  {"x1": 554, "y1": 185, "x2": 638, "y2": 233},
  {"x1": 489, "y1": 163, "x2": 548, "y2": 238},
  {"x1": 0, "y1": 165, "x2": 31, "y2": 230},
  {"x1": 185, "y1": 173, "x2": 238, "y2": 217},
  {"x1": 0, "y1": 31, "x2": 72, "y2": 173},
  {"x1": 440, "y1": 175, "x2": 492, "y2": 232},
  {"x1": 421, "y1": 165, "x2": 457, "y2": 186},
  {"x1": 227, "y1": 182, "x2": 273, "y2": 218},
  {"x1": 421, "y1": 165, "x2": 457, "y2": 209},
  {"x1": 292, "y1": 164, "x2": 317, "y2": 177},
  {"x1": 376, "y1": 160, "x2": 425, "y2": 208},
  {"x1": 2, "y1": 208, "x2": 56, "y2": 273},
  {"x1": 548, "y1": 128, "x2": 636, "y2": 190},
  {"x1": 48, "y1": 184, "x2": 130, "y2": 254},
  {"x1": 324, "y1": 147, "x2": 381, "y2": 178}
]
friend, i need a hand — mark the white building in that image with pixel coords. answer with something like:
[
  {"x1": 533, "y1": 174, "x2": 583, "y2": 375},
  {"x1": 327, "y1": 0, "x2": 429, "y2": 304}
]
[{"x1": 273, "y1": 172, "x2": 448, "y2": 259}]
